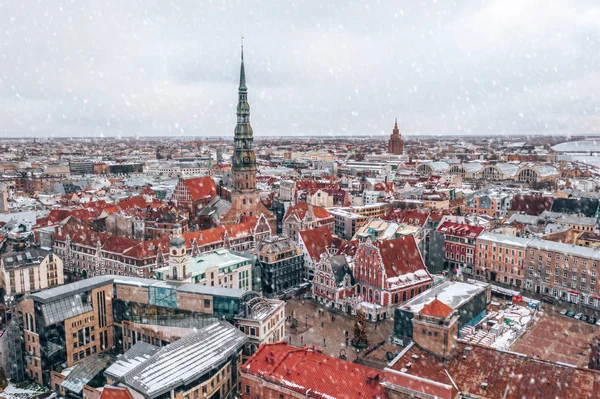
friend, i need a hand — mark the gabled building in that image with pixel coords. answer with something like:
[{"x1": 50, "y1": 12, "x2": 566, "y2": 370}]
[
  {"x1": 298, "y1": 226, "x2": 335, "y2": 280},
  {"x1": 352, "y1": 236, "x2": 433, "y2": 321},
  {"x1": 312, "y1": 254, "x2": 356, "y2": 312},
  {"x1": 172, "y1": 176, "x2": 218, "y2": 216},
  {"x1": 283, "y1": 202, "x2": 334, "y2": 241}
]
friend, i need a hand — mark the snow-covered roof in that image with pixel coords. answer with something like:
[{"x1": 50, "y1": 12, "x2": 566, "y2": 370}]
[
  {"x1": 400, "y1": 280, "x2": 488, "y2": 315},
  {"x1": 123, "y1": 322, "x2": 248, "y2": 399},
  {"x1": 477, "y1": 232, "x2": 532, "y2": 248},
  {"x1": 104, "y1": 342, "x2": 160, "y2": 381},
  {"x1": 552, "y1": 140, "x2": 600, "y2": 153},
  {"x1": 462, "y1": 162, "x2": 485, "y2": 173},
  {"x1": 490, "y1": 163, "x2": 519, "y2": 176}
]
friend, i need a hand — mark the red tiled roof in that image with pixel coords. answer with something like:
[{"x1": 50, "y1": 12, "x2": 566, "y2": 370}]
[
  {"x1": 295, "y1": 181, "x2": 318, "y2": 192},
  {"x1": 99, "y1": 387, "x2": 134, "y2": 399},
  {"x1": 242, "y1": 343, "x2": 386, "y2": 399},
  {"x1": 335, "y1": 239, "x2": 357, "y2": 257},
  {"x1": 385, "y1": 209, "x2": 430, "y2": 227},
  {"x1": 299, "y1": 226, "x2": 333, "y2": 261},
  {"x1": 182, "y1": 176, "x2": 217, "y2": 200},
  {"x1": 436, "y1": 221, "x2": 484, "y2": 238},
  {"x1": 36, "y1": 208, "x2": 99, "y2": 227},
  {"x1": 374, "y1": 235, "x2": 427, "y2": 278},
  {"x1": 81, "y1": 200, "x2": 108, "y2": 209},
  {"x1": 391, "y1": 342, "x2": 600, "y2": 399},
  {"x1": 420, "y1": 299, "x2": 453, "y2": 318},
  {"x1": 182, "y1": 222, "x2": 254, "y2": 248},
  {"x1": 284, "y1": 202, "x2": 332, "y2": 221},
  {"x1": 118, "y1": 196, "x2": 147, "y2": 211}
]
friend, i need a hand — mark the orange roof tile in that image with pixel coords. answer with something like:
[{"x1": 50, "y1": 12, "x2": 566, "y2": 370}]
[
  {"x1": 99, "y1": 387, "x2": 134, "y2": 399},
  {"x1": 242, "y1": 343, "x2": 386, "y2": 399},
  {"x1": 182, "y1": 176, "x2": 217, "y2": 201},
  {"x1": 299, "y1": 226, "x2": 333, "y2": 261},
  {"x1": 420, "y1": 298, "x2": 453, "y2": 318}
]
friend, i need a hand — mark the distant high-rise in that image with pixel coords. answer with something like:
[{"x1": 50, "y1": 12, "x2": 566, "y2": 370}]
[{"x1": 388, "y1": 119, "x2": 404, "y2": 155}]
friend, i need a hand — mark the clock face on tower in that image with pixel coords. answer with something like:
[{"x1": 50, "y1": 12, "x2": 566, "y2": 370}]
[{"x1": 243, "y1": 156, "x2": 250, "y2": 163}]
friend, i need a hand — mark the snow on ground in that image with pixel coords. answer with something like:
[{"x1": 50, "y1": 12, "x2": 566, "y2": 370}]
[
  {"x1": 460, "y1": 304, "x2": 535, "y2": 351},
  {"x1": 0, "y1": 382, "x2": 50, "y2": 399}
]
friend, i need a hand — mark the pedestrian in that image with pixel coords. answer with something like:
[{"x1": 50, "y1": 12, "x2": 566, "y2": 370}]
[
  {"x1": 323, "y1": 338, "x2": 326, "y2": 347},
  {"x1": 301, "y1": 336, "x2": 304, "y2": 345},
  {"x1": 321, "y1": 321, "x2": 324, "y2": 328}
]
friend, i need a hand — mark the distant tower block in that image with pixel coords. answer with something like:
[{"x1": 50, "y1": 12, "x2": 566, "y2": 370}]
[
  {"x1": 388, "y1": 119, "x2": 404, "y2": 155},
  {"x1": 0, "y1": 185, "x2": 8, "y2": 213}
]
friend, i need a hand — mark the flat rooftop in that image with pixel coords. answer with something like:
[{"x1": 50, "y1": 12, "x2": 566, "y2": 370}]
[
  {"x1": 187, "y1": 249, "x2": 250, "y2": 275},
  {"x1": 400, "y1": 280, "x2": 488, "y2": 314}
]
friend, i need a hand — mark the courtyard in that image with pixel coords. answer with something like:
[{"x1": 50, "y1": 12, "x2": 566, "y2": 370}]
[{"x1": 284, "y1": 298, "x2": 397, "y2": 364}]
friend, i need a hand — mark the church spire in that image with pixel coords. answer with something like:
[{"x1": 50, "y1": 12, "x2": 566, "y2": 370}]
[{"x1": 239, "y1": 37, "x2": 247, "y2": 91}]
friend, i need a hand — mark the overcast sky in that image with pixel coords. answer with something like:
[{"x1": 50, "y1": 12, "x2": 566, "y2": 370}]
[{"x1": 1, "y1": 0, "x2": 599, "y2": 138}]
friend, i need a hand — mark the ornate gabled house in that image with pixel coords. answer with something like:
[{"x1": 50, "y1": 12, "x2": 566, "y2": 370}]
[
  {"x1": 52, "y1": 223, "x2": 169, "y2": 280},
  {"x1": 297, "y1": 225, "x2": 337, "y2": 280},
  {"x1": 282, "y1": 202, "x2": 334, "y2": 241},
  {"x1": 352, "y1": 236, "x2": 433, "y2": 321},
  {"x1": 171, "y1": 176, "x2": 218, "y2": 217},
  {"x1": 219, "y1": 43, "x2": 276, "y2": 232},
  {"x1": 313, "y1": 253, "x2": 357, "y2": 313}
]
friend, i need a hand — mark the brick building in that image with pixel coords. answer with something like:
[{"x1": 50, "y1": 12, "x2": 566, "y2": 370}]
[
  {"x1": 171, "y1": 176, "x2": 217, "y2": 217},
  {"x1": 282, "y1": 202, "x2": 334, "y2": 241},
  {"x1": 352, "y1": 236, "x2": 433, "y2": 321},
  {"x1": 437, "y1": 221, "x2": 484, "y2": 275}
]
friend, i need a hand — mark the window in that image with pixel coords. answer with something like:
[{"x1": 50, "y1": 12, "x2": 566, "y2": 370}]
[
  {"x1": 204, "y1": 299, "x2": 211, "y2": 308},
  {"x1": 245, "y1": 386, "x2": 250, "y2": 395}
]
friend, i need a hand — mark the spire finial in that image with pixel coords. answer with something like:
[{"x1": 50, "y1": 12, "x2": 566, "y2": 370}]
[
  {"x1": 394, "y1": 118, "x2": 398, "y2": 128},
  {"x1": 239, "y1": 36, "x2": 247, "y2": 90}
]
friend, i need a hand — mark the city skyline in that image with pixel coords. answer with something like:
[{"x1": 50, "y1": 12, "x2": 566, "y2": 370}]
[{"x1": 2, "y1": 0, "x2": 600, "y2": 138}]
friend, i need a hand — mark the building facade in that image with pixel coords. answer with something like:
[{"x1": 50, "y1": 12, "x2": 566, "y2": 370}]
[
  {"x1": 255, "y1": 236, "x2": 304, "y2": 297},
  {"x1": 388, "y1": 119, "x2": 404, "y2": 155},
  {"x1": 0, "y1": 248, "x2": 64, "y2": 298}
]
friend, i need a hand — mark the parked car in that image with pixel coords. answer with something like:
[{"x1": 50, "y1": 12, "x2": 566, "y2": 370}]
[
  {"x1": 596, "y1": 319, "x2": 600, "y2": 327},
  {"x1": 303, "y1": 293, "x2": 313, "y2": 300},
  {"x1": 566, "y1": 310, "x2": 576, "y2": 317},
  {"x1": 581, "y1": 315, "x2": 589, "y2": 322},
  {"x1": 560, "y1": 309, "x2": 568, "y2": 316},
  {"x1": 541, "y1": 296, "x2": 554, "y2": 304},
  {"x1": 587, "y1": 316, "x2": 597, "y2": 325},
  {"x1": 575, "y1": 313, "x2": 583, "y2": 320}
]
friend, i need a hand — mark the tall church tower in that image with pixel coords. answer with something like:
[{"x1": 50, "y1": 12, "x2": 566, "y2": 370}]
[
  {"x1": 232, "y1": 44, "x2": 257, "y2": 192},
  {"x1": 388, "y1": 119, "x2": 404, "y2": 155},
  {"x1": 220, "y1": 41, "x2": 276, "y2": 233}
]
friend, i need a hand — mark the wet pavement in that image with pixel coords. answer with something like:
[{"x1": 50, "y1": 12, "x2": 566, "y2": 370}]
[{"x1": 284, "y1": 298, "x2": 397, "y2": 362}]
